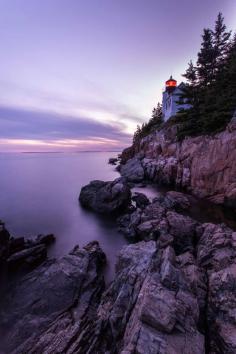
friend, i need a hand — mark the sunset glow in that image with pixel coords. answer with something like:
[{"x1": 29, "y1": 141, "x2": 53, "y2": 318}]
[{"x1": 0, "y1": 0, "x2": 235, "y2": 151}]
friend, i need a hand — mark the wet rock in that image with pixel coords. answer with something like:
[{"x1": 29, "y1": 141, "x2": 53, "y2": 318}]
[{"x1": 79, "y1": 178, "x2": 131, "y2": 214}]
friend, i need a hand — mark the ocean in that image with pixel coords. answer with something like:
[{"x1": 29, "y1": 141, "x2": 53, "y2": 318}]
[{"x1": 0, "y1": 152, "x2": 127, "y2": 281}]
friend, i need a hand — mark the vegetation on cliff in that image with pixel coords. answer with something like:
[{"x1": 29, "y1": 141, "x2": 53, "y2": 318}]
[
  {"x1": 133, "y1": 102, "x2": 163, "y2": 144},
  {"x1": 132, "y1": 13, "x2": 236, "y2": 142},
  {"x1": 177, "y1": 12, "x2": 236, "y2": 139}
]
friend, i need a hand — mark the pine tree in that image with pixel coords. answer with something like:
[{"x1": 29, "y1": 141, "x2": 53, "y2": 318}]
[
  {"x1": 133, "y1": 125, "x2": 141, "y2": 144},
  {"x1": 176, "y1": 61, "x2": 203, "y2": 138},
  {"x1": 183, "y1": 60, "x2": 197, "y2": 84},
  {"x1": 213, "y1": 12, "x2": 231, "y2": 74},
  {"x1": 176, "y1": 14, "x2": 236, "y2": 139},
  {"x1": 197, "y1": 28, "x2": 215, "y2": 86},
  {"x1": 150, "y1": 103, "x2": 163, "y2": 127}
]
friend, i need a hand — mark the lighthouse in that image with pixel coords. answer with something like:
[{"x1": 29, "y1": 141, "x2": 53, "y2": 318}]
[{"x1": 162, "y1": 75, "x2": 190, "y2": 121}]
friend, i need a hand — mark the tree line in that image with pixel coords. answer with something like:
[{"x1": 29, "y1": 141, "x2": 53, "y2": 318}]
[
  {"x1": 176, "y1": 12, "x2": 236, "y2": 138},
  {"x1": 133, "y1": 103, "x2": 163, "y2": 144},
  {"x1": 133, "y1": 13, "x2": 236, "y2": 144}
]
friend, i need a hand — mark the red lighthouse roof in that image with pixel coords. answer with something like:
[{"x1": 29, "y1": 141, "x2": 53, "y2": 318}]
[{"x1": 165, "y1": 75, "x2": 177, "y2": 88}]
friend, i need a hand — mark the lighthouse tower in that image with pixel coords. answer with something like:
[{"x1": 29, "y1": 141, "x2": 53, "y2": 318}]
[{"x1": 162, "y1": 75, "x2": 190, "y2": 121}]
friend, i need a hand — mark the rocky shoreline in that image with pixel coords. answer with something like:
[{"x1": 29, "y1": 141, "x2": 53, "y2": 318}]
[
  {"x1": 1, "y1": 115, "x2": 236, "y2": 353},
  {"x1": 119, "y1": 114, "x2": 236, "y2": 208},
  {"x1": 1, "y1": 175, "x2": 236, "y2": 353}
]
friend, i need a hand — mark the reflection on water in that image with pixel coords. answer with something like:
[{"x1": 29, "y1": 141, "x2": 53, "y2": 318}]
[{"x1": 0, "y1": 152, "x2": 126, "y2": 282}]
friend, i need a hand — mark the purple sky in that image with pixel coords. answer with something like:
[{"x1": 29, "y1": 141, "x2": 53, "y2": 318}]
[{"x1": 0, "y1": 0, "x2": 235, "y2": 152}]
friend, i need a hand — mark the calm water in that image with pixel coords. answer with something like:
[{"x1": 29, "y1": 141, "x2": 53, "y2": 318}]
[{"x1": 0, "y1": 152, "x2": 126, "y2": 281}]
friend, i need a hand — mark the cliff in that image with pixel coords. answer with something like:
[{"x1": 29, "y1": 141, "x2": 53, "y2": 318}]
[{"x1": 120, "y1": 113, "x2": 236, "y2": 208}]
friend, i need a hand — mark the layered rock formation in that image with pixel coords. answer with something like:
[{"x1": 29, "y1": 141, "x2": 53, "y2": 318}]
[
  {"x1": 0, "y1": 241, "x2": 106, "y2": 354},
  {"x1": 1, "y1": 190, "x2": 236, "y2": 353},
  {"x1": 120, "y1": 116, "x2": 236, "y2": 208}
]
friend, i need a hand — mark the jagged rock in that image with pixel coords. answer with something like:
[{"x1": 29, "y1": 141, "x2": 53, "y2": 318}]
[
  {"x1": 34, "y1": 233, "x2": 55, "y2": 245},
  {"x1": 84, "y1": 241, "x2": 205, "y2": 354},
  {"x1": 79, "y1": 178, "x2": 131, "y2": 214},
  {"x1": 121, "y1": 115, "x2": 236, "y2": 208},
  {"x1": 120, "y1": 157, "x2": 144, "y2": 182},
  {"x1": 132, "y1": 192, "x2": 150, "y2": 209},
  {"x1": 7, "y1": 244, "x2": 47, "y2": 269},
  {"x1": 164, "y1": 190, "x2": 191, "y2": 211},
  {"x1": 0, "y1": 223, "x2": 56, "y2": 276},
  {"x1": 118, "y1": 192, "x2": 198, "y2": 249},
  {"x1": 197, "y1": 223, "x2": 236, "y2": 353},
  {"x1": 0, "y1": 241, "x2": 106, "y2": 354}
]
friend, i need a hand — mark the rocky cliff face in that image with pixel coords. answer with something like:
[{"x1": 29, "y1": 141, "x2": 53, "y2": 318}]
[{"x1": 121, "y1": 115, "x2": 236, "y2": 208}]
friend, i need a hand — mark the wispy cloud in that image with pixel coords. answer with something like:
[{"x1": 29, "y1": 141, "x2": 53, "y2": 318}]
[{"x1": 0, "y1": 105, "x2": 132, "y2": 151}]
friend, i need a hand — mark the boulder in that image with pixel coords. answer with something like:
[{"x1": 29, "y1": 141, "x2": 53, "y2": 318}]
[{"x1": 79, "y1": 178, "x2": 131, "y2": 214}]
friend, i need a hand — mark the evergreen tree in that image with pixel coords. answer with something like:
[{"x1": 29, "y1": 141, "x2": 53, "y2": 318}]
[
  {"x1": 213, "y1": 12, "x2": 231, "y2": 74},
  {"x1": 183, "y1": 60, "x2": 197, "y2": 84},
  {"x1": 176, "y1": 61, "x2": 202, "y2": 138},
  {"x1": 132, "y1": 104, "x2": 164, "y2": 144},
  {"x1": 197, "y1": 28, "x2": 215, "y2": 86},
  {"x1": 133, "y1": 125, "x2": 141, "y2": 144},
  {"x1": 150, "y1": 103, "x2": 163, "y2": 127}
]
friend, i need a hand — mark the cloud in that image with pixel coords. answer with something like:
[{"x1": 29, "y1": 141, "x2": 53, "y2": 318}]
[{"x1": 0, "y1": 105, "x2": 131, "y2": 141}]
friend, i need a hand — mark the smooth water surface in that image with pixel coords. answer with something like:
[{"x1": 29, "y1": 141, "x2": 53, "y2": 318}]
[{"x1": 0, "y1": 152, "x2": 126, "y2": 281}]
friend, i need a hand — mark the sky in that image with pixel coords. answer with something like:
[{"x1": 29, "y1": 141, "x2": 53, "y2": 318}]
[{"x1": 0, "y1": 0, "x2": 235, "y2": 152}]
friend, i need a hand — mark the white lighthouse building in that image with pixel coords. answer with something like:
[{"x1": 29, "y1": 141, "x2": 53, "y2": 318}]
[{"x1": 162, "y1": 76, "x2": 190, "y2": 121}]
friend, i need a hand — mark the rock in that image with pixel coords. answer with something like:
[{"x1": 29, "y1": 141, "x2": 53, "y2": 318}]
[
  {"x1": 108, "y1": 157, "x2": 118, "y2": 165},
  {"x1": 34, "y1": 233, "x2": 55, "y2": 245},
  {"x1": 6, "y1": 244, "x2": 47, "y2": 270},
  {"x1": 166, "y1": 211, "x2": 198, "y2": 255},
  {"x1": 0, "y1": 222, "x2": 10, "y2": 261},
  {"x1": 79, "y1": 178, "x2": 131, "y2": 214},
  {"x1": 85, "y1": 241, "x2": 205, "y2": 353},
  {"x1": 8, "y1": 237, "x2": 25, "y2": 254},
  {"x1": 0, "y1": 241, "x2": 106, "y2": 354},
  {"x1": 121, "y1": 115, "x2": 236, "y2": 208},
  {"x1": 165, "y1": 190, "x2": 191, "y2": 211},
  {"x1": 118, "y1": 193, "x2": 198, "y2": 250},
  {"x1": 120, "y1": 157, "x2": 144, "y2": 182},
  {"x1": 197, "y1": 223, "x2": 236, "y2": 353},
  {"x1": 0, "y1": 223, "x2": 56, "y2": 286},
  {"x1": 132, "y1": 192, "x2": 150, "y2": 209}
]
